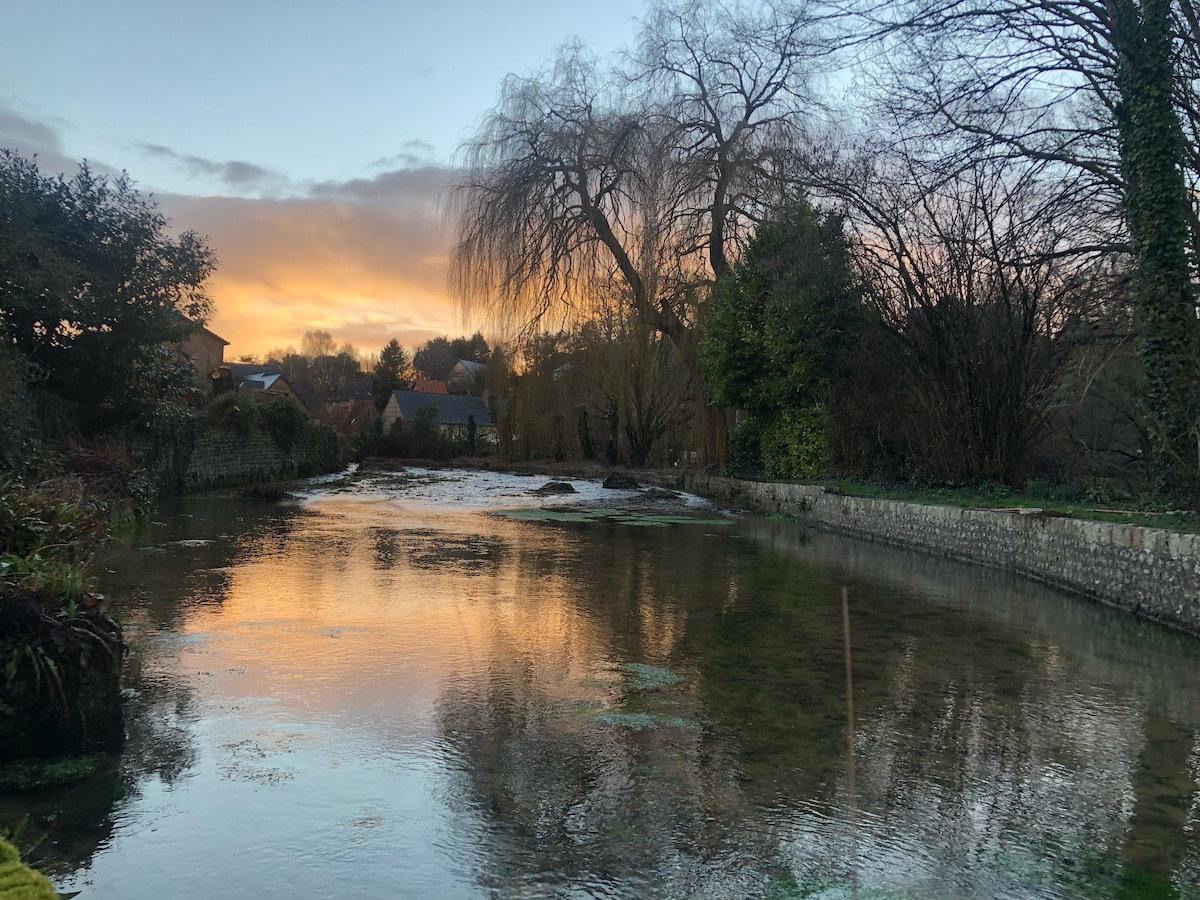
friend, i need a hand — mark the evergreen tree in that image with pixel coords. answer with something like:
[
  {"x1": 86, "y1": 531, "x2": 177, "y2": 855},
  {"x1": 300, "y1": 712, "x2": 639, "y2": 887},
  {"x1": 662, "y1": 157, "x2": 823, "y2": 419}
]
[
  {"x1": 372, "y1": 338, "x2": 412, "y2": 408},
  {"x1": 701, "y1": 201, "x2": 860, "y2": 478}
]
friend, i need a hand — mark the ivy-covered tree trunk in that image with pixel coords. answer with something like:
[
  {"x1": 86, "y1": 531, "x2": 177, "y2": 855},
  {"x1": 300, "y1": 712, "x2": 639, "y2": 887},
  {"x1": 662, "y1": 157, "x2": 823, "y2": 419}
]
[{"x1": 1114, "y1": 0, "x2": 1200, "y2": 504}]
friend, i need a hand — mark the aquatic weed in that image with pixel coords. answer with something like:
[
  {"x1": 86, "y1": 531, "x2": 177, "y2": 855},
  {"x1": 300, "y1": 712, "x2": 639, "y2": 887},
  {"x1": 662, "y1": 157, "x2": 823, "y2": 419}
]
[
  {"x1": 621, "y1": 662, "x2": 682, "y2": 690},
  {"x1": 592, "y1": 711, "x2": 694, "y2": 730}
]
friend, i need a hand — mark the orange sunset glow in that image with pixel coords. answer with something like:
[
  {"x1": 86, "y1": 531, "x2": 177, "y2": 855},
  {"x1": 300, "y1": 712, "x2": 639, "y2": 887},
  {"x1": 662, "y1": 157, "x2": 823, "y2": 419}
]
[{"x1": 158, "y1": 168, "x2": 469, "y2": 359}]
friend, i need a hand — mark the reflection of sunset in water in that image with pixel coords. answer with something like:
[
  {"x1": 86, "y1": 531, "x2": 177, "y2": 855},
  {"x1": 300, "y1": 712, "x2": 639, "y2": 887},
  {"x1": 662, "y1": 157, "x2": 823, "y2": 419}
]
[
  {"x1": 16, "y1": 469, "x2": 1199, "y2": 899},
  {"x1": 183, "y1": 500, "x2": 618, "y2": 723}
]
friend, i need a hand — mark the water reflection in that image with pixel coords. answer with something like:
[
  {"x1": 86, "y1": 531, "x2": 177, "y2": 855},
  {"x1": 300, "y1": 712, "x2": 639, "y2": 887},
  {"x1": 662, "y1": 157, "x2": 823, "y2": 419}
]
[{"x1": 4, "y1": 470, "x2": 1197, "y2": 898}]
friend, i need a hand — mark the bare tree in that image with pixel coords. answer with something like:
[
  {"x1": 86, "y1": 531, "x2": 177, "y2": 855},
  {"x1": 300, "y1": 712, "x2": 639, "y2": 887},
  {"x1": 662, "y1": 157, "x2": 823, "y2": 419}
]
[
  {"x1": 847, "y1": 0, "x2": 1200, "y2": 499},
  {"x1": 449, "y1": 0, "x2": 828, "y2": 463},
  {"x1": 821, "y1": 146, "x2": 1110, "y2": 482}
]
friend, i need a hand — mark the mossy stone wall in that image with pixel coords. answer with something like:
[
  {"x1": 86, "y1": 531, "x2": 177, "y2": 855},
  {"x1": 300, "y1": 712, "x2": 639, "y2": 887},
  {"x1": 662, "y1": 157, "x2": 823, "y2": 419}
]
[{"x1": 124, "y1": 414, "x2": 347, "y2": 494}]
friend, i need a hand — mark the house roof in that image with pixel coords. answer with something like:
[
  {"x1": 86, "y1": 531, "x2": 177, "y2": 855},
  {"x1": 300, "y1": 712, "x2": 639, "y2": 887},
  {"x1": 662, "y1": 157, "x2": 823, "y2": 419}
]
[
  {"x1": 412, "y1": 379, "x2": 448, "y2": 394},
  {"x1": 388, "y1": 390, "x2": 493, "y2": 426},
  {"x1": 241, "y1": 373, "x2": 285, "y2": 391},
  {"x1": 225, "y1": 363, "x2": 286, "y2": 392},
  {"x1": 453, "y1": 359, "x2": 487, "y2": 376},
  {"x1": 227, "y1": 363, "x2": 281, "y2": 379},
  {"x1": 329, "y1": 378, "x2": 373, "y2": 403},
  {"x1": 199, "y1": 326, "x2": 230, "y2": 345}
]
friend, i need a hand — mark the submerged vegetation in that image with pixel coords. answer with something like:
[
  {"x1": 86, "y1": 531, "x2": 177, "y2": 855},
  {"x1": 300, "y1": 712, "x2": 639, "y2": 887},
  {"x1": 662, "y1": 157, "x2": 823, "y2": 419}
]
[{"x1": 490, "y1": 506, "x2": 733, "y2": 527}]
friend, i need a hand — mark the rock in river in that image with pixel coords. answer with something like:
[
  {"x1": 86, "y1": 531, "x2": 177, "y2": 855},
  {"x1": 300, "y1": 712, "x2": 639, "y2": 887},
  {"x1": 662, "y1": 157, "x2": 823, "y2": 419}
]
[
  {"x1": 602, "y1": 474, "x2": 641, "y2": 490},
  {"x1": 533, "y1": 481, "x2": 577, "y2": 495}
]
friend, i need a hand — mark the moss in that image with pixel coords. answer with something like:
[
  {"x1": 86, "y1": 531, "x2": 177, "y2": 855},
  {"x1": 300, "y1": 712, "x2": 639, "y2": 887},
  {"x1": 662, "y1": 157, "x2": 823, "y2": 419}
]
[
  {"x1": 0, "y1": 838, "x2": 57, "y2": 900},
  {"x1": 620, "y1": 663, "x2": 682, "y2": 690}
]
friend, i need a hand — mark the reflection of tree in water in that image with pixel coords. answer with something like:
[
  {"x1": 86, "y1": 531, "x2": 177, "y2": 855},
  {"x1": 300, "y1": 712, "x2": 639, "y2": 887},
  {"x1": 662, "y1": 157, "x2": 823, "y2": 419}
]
[
  {"x1": 3, "y1": 498, "x2": 304, "y2": 877},
  {"x1": 697, "y1": 525, "x2": 1200, "y2": 896},
  {"x1": 364, "y1": 525, "x2": 505, "y2": 575},
  {"x1": 435, "y1": 517, "x2": 1200, "y2": 896},
  {"x1": 434, "y1": 523, "x2": 803, "y2": 896},
  {"x1": 0, "y1": 637, "x2": 202, "y2": 879}
]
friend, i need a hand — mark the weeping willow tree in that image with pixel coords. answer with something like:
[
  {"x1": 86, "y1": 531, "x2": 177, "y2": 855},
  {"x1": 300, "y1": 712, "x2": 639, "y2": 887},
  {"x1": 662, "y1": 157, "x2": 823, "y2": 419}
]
[{"x1": 448, "y1": 0, "x2": 829, "y2": 465}]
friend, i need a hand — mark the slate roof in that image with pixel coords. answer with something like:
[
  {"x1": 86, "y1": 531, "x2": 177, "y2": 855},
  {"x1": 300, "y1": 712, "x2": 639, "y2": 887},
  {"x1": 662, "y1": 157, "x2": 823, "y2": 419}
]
[
  {"x1": 388, "y1": 390, "x2": 493, "y2": 426},
  {"x1": 226, "y1": 363, "x2": 281, "y2": 379},
  {"x1": 225, "y1": 363, "x2": 285, "y2": 391},
  {"x1": 455, "y1": 359, "x2": 486, "y2": 376}
]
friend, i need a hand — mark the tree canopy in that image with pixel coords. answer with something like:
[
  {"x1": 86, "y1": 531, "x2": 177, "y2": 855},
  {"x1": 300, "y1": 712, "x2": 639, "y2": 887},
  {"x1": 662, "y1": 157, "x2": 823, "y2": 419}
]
[
  {"x1": 372, "y1": 338, "x2": 413, "y2": 407},
  {"x1": 413, "y1": 333, "x2": 490, "y2": 382},
  {"x1": 0, "y1": 150, "x2": 215, "y2": 431},
  {"x1": 449, "y1": 0, "x2": 829, "y2": 462},
  {"x1": 848, "y1": 0, "x2": 1200, "y2": 498}
]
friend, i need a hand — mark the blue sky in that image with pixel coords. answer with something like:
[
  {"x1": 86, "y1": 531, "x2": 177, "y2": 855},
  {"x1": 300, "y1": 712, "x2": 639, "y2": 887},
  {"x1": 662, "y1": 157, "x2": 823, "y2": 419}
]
[{"x1": 0, "y1": 0, "x2": 648, "y2": 354}]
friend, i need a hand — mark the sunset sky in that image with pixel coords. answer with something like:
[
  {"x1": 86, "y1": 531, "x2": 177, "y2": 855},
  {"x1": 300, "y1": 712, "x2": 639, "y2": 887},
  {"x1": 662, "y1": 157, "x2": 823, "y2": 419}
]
[{"x1": 0, "y1": 0, "x2": 647, "y2": 359}]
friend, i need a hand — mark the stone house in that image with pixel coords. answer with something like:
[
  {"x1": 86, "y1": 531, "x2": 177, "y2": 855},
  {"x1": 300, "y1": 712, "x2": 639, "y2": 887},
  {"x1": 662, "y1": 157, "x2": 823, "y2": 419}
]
[
  {"x1": 381, "y1": 390, "x2": 493, "y2": 439},
  {"x1": 224, "y1": 363, "x2": 303, "y2": 403},
  {"x1": 180, "y1": 326, "x2": 229, "y2": 380},
  {"x1": 446, "y1": 360, "x2": 486, "y2": 395}
]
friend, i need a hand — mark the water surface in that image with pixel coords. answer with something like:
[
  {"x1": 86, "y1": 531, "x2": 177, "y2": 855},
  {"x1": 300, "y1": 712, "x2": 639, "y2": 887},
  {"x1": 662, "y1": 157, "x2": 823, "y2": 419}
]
[{"x1": 5, "y1": 467, "x2": 1200, "y2": 898}]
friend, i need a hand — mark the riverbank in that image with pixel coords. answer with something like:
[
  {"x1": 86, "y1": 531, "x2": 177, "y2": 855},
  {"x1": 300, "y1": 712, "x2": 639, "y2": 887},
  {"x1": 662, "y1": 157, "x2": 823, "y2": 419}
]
[{"x1": 682, "y1": 473, "x2": 1200, "y2": 637}]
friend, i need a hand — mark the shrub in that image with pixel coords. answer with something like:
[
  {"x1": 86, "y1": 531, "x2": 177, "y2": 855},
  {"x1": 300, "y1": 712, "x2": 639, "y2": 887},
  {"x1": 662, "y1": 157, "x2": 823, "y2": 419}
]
[{"x1": 762, "y1": 405, "x2": 826, "y2": 481}]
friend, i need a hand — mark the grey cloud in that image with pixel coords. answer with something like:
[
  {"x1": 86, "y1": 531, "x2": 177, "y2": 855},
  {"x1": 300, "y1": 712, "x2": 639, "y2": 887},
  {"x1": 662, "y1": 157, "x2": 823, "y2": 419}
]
[
  {"x1": 0, "y1": 99, "x2": 110, "y2": 177},
  {"x1": 307, "y1": 164, "x2": 454, "y2": 208},
  {"x1": 138, "y1": 142, "x2": 285, "y2": 192},
  {"x1": 370, "y1": 139, "x2": 438, "y2": 170},
  {"x1": 0, "y1": 103, "x2": 61, "y2": 154}
]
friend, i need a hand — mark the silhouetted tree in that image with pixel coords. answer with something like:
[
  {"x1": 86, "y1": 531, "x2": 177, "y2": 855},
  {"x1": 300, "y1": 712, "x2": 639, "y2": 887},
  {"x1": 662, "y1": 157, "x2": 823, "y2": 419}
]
[
  {"x1": 854, "y1": 0, "x2": 1200, "y2": 498},
  {"x1": 0, "y1": 150, "x2": 215, "y2": 432},
  {"x1": 450, "y1": 0, "x2": 830, "y2": 464},
  {"x1": 702, "y1": 199, "x2": 861, "y2": 477},
  {"x1": 414, "y1": 333, "x2": 490, "y2": 381},
  {"x1": 372, "y1": 338, "x2": 413, "y2": 408}
]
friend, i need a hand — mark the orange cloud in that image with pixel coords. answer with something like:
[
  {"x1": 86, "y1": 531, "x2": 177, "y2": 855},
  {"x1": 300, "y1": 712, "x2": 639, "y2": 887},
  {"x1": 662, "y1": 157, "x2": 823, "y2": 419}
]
[{"x1": 158, "y1": 167, "x2": 471, "y2": 359}]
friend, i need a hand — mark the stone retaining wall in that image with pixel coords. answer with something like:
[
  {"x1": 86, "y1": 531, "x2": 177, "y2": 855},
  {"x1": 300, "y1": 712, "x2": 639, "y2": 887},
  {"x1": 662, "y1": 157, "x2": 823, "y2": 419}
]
[
  {"x1": 683, "y1": 474, "x2": 1200, "y2": 635},
  {"x1": 123, "y1": 416, "x2": 347, "y2": 494}
]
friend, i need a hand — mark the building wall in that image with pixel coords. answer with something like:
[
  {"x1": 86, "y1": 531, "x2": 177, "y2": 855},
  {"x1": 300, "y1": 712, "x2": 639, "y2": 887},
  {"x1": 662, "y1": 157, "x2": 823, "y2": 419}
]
[
  {"x1": 381, "y1": 397, "x2": 401, "y2": 431},
  {"x1": 682, "y1": 474, "x2": 1200, "y2": 635},
  {"x1": 181, "y1": 330, "x2": 226, "y2": 379}
]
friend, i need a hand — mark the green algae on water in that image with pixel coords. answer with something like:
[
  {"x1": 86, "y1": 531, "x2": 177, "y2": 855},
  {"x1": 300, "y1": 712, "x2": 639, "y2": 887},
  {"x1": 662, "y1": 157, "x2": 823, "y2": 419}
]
[
  {"x1": 592, "y1": 711, "x2": 695, "y2": 730},
  {"x1": 620, "y1": 662, "x2": 682, "y2": 690}
]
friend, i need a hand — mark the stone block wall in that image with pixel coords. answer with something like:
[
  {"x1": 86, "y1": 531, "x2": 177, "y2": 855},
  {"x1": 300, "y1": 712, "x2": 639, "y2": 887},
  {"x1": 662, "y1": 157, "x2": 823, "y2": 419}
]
[
  {"x1": 183, "y1": 420, "x2": 347, "y2": 490},
  {"x1": 185, "y1": 428, "x2": 288, "y2": 488},
  {"x1": 123, "y1": 415, "x2": 347, "y2": 494},
  {"x1": 684, "y1": 474, "x2": 1200, "y2": 635}
]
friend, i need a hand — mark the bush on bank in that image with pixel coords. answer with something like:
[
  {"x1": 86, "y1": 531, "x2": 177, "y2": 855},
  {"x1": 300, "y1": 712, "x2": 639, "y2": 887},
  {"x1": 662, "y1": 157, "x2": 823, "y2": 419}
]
[{"x1": 0, "y1": 479, "x2": 126, "y2": 761}]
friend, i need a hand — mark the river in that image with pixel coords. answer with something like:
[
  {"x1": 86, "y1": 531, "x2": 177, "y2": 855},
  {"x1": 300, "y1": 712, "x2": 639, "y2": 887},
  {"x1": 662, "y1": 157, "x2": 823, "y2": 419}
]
[{"x1": 5, "y1": 467, "x2": 1200, "y2": 898}]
